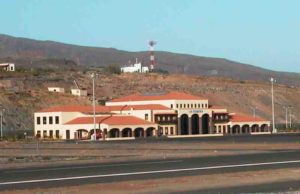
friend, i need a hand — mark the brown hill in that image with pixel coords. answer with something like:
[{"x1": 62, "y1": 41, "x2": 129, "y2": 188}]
[
  {"x1": 1, "y1": 34, "x2": 300, "y2": 86},
  {"x1": 0, "y1": 70, "x2": 299, "y2": 134}
]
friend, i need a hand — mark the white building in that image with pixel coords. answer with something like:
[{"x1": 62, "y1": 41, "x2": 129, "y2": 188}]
[
  {"x1": 48, "y1": 87, "x2": 65, "y2": 93},
  {"x1": 0, "y1": 63, "x2": 15, "y2": 71},
  {"x1": 71, "y1": 89, "x2": 88, "y2": 97},
  {"x1": 34, "y1": 91, "x2": 271, "y2": 140},
  {"x1": 121, "y1": 62, "x2": 149, "y2": 73}
]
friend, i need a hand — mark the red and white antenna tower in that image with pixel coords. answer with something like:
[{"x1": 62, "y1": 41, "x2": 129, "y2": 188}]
[{"x1": 148, "y1": 40, "x2": 156, "y2": 71}]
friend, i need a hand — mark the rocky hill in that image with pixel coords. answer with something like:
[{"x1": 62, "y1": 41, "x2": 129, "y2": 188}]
[
  {"x1": 1, "y1": 34, "x2": 300, "y2": 86},
  {"x1": 0, "y1": 69, "x2": 299, "y2": 135}
]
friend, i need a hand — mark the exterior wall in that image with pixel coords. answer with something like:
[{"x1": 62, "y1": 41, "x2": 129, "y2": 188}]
[
  {"x1": 34, "y1": 112, "x2": 63, "y2": 139},
  {"x1": 48, "y1": 87, "x2": 65, "y2": 93},
  {"x1": 71, "y1": 89, "x2": 88, "y2": 96},
  {"x1": 0, "y1": 63, "x2": 15, "y2": 71},
  {"x1": 121, "y1": 63, "x2": 149, "y2": 73}
]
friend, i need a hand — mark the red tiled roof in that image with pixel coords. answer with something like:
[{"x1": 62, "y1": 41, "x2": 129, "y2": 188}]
[
  {"x1": 65, "y1": 115, "x2": 155, "y2": 125},
  {"x1": 230, "y1": 114, "x2": 268, "y2": 123},
  {"x1": 108, "y1": 104, "x2": 171, "y2": 111},
  {"x1": 38, "y1": 104, "x2": 170, "y2": 113},
  {"x1": 37, "y1": 105, "x2": 111, "y2": 113},
  {"x1": 110, "y1": 92, "x2": 206, "y2": 102}
]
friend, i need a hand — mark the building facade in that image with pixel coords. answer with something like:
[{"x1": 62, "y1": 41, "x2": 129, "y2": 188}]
[
  {"x1": 0, "y1": 63, "x2": 15, "y2": 71},
  {"x1": 34, "y1": 92, "x2": 271, "y2": 140},
  {"x1": 121, "y1": 62, "x2": 149, "y2": 73}
]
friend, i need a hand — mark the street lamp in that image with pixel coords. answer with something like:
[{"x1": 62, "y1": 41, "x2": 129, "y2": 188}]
[
  {"x1": 270, "y1": 77, "x2": 276, "y2": 133},
  {"x1": 91, "y1": 72, "x2": 98, "y2": 141},
  {"x1": 0, "y1": 108, "x2": 5, "y2": 140},
  {"x1": 250, "y1": 106, "x2": 257, "y2": 117}
]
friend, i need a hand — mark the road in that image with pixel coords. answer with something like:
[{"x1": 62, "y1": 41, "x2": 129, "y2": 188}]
[{"x1": 1, "y1": 149, "x2": 300, "y2": 193}]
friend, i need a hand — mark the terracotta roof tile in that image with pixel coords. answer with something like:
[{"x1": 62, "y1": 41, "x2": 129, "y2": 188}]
[
  {"x1": 230, "y1": 114, "x2": 268, "y2": 123},
  {"x1": 110, "y1": 92, "x2": 206, "y2": 102},
  {"x1": 37, "y1": 104, "x2": 170, "y2": 113},
  {"x1": 65, "y1": 115, "x2": 155, "y2": 125}
]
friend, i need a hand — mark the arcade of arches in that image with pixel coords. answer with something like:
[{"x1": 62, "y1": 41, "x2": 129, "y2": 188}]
[{"x1": 178, "y1": 114, "x2": 270, "y2": 135}]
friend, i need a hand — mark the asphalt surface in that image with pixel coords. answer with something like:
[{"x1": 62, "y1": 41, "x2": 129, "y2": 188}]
[{"x1": 1, "y1": 149, "x2": 300, "y2": 192}]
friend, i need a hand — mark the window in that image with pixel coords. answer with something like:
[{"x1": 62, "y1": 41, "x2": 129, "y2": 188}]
[
  {"x1": 55, "y1": 130, "x2": 60, "y2": 138},
  {"x1": 187, "y1": 104, "x2": 189, "y2": 108},
  {"x1": 183, "y1": 104, "x2": 186, "y2": 108},
  {"x1": 66, "y1": 130, "x2": 70, "y2": 139},
  {"x1": 49, "y1": 117, "x2": 53, "y2": 124},
  {"x1": 171, "y1": 104, "x2": 173, "y2": 108},
  {"x1": 37, "y1": 117, "x2": 41, "y2": 125},
  {"x1": 162, "y1": 116, "x2": 165, "y2": 121},
  {"x1": 176, "y1": 104, "x2": 178, "y2": 108},
  {"x1": 55, "y1": 116, "x2": 59, "y2": 124},
  {"x1": 157, "y1": 116, "x2": 160, "y2": 121},
  {"x1": 49, "y1": 130, "x2": 53, "y2": 138},
  {"x1": 43, "y1": 130, "x2": 47, "y2": 137},
  {"x1": 36, "y1": 130, "x2": 41, "y2": 138},
  {"x1": 202, "y1": 104, "x2": 204, "y2": 108},
  {"x1": 198, "y1": 104, "x2": 201, "y2": 108},
  {"x1": 191, "y1": 104, "x2": 193, "y2": 108},
  {"x1": 205, "y1": 104, "x2": 208, "y2": 108},
  {"x1": 145, "y1": 114, "x2": 149, "y2": 120},
  {"x1": 180, "y1": 104, "x2": 182, "y2": 108},
  {"x1": 168, "y1": 116, "x2": 171, "y2": 121},
  {"x1": 170, "y1": 127, "x2": 174, "y2": 135},
  {"x1": 165, "y1": 127, "x2": 169, "y2": 135},
  {"x1": 43, "y1": 117, "x2": 47, "y2": 124}
]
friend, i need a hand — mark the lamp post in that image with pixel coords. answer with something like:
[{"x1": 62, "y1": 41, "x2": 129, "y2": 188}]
[
  {"x1": 283, "y1": 106, "x2": 288, "y2": 129},
  {"x1": 289, "y1": 106, "x2": 293, "y2": 128},
  {"x1": 0, "y1": 108, "x2": 5, "y2": 140},
  {"x1": 91, "y1": 72, "x2": 97, "y2": 141},
  {"x1": 250, "y1": 106, "x2": 257, "y2": 117},
  {"x1": 270, "y1": 77, "x2": 276, "y2": 133}
]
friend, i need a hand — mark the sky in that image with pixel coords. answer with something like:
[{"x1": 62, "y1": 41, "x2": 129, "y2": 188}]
[{"x1": 1, "y1": 0, "x2": 300, "y2": 73}]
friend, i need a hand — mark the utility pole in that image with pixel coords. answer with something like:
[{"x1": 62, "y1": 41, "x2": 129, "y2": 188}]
[
  {"x1": 289, "y1": 106, "x2": 293, "y2": 128},
  {"x1": 0, "y1": 108, "x2": 5, "y2": 140},
  {"x1": 283, "y1": 106, "x2": 288, "y2": 129},
  {"x1": 91, "y1": 73, "x2": 97, "y2": 141},
  {"x1": 270, "y1": 77, "x2": 276, "y2": 133},
  {"x1": 251, "y1": 106, "x2": 257, "y2": 117}
]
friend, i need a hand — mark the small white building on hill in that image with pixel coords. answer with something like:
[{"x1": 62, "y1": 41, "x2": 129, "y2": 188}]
[
  {"x1": 121, "y1": 61, "x2": 149, "y2": 73},
  {"x1": 71, "y1": 88, "x2": 88, "y2": 97},
  {"x1": 48, "y1": 87, "x2": 65, "y2": 93},
  {"x1": 0, "y1": 63, "x2": 15, "y2": 71}
]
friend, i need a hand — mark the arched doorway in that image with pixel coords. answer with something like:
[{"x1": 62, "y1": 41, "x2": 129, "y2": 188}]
[
  {"x1": 134, "y1": 127, "x2": 144, "y2": 138},
  {"x1": 146, "y1": 127, "x2": 155, "y2": 137},
  {"x1": 89, "y1": 129, "x2": 102, "y2": 139},
  {"x1": 76, "y1": 129, "x2": 89, "y2": 140},
  {"x1": 232, "y1": 125, "x2": 240, "y2": 134},
  {"x1": 202, "y1": 114, "x2": 210, "y2": 134},
  {"x1": 180, "y1": 114, "x2": 189, "y2": 135},
  {"x1": 242, "y1": 125, "x2": 250, "y2": 134},
  {"x1": 191, "y1": 114, "x2": 199, "y2": 134},
  {"x1": 251, "y1": 125, "x2": 259, "y2": 132},
  {"x1": 122, "y1": 128, "x2": 132, "y2": 137},
  {"x1": 109, "y1": 128, "x2": 120, "y2": 138},
  {"x1": 261, "y1": 124, "x2": 269, "y2": 132}
]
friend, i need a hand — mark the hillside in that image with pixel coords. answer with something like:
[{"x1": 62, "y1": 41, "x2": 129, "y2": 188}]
[
  {"x1": 0, "y1": 70, "x2": 299, "y2": 134},
  {"x1": 1, "y1": 34, "x2": 300, "y2": 86}
]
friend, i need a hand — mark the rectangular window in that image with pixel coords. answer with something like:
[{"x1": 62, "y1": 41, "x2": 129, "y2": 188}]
[
  {"x1": 43, "y1": 130, "x2": 47, "y2": 138},
  {"x1": 49, "y1": 117, "x2": 53, "y2": 124},
  {"x1": 66, "y1": 130, "x2": 70, "y2": 139},
  {"x1": 145, "y1": 114, "x2": 149, "y2": 120},
  {"x1": 49, "y1": 130, "x2": 53, "y2": 138},
  {"x1": 187, "y1": 104, "x2": 189, "y2": 108},
  {"x1": 180, "y1": 104, "x2": 182, "y2": 108},
  {"x1": 43, "y1": 117, "x2": 47, "y2": 124},
  {"x1": 36, "y1": 130, "x2": 41, "y2": 138},
  {"x1": 183, "y1": 104, "x2": 186, "y2": 108},
  {"x1": 55, "y1": 116, "x2": 59, "y2": 124},
  {"x1": 55, "y1": 130, "x2": 60, "y2": 138},
  {"x1": 165, "y1": 127, "x2": 169, "y2": 135},
  {"x1": 170, "y1": 127, "x2": 174, "y2": 135},
  {"x1": 176, "y1": 104, "x2": 178, "y2": 108},
  {"x1": 170, "y1": 104, "x2": 173, "y2": 108},
  {"x1": 191, "y1": 104, "x2": 193, "y2": 108},
  {"x1": 157, "y1": 116, "x2": 160, "y2": 121},
  {"x1": 37, "y1": 117, "x2": 41, "y2": 125}
]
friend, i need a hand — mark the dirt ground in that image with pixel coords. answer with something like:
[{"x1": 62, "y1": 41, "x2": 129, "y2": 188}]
[
  {"x1": 1, "y1": 139, "x2": 300, "y2": 169},
  {"x1": 1, "y1": 139, "x2": 300, "y2": 193},
  {"x1": 2, "y1": 168, "x2": 300, "y2": 194}
]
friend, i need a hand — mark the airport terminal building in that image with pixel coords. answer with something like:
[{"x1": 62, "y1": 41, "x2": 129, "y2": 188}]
[{"x1": 34, "y1": 92, "x2": 271, "y2": 140}]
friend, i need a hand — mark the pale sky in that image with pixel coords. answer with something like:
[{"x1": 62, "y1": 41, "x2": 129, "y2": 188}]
[{"x1": 1, "y1": 0, "x2": 300, "y2": 72}]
